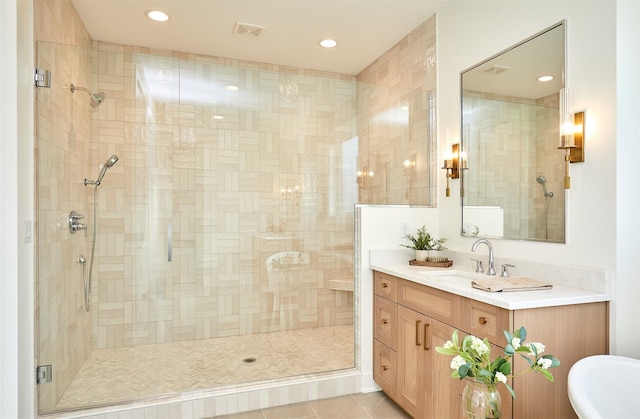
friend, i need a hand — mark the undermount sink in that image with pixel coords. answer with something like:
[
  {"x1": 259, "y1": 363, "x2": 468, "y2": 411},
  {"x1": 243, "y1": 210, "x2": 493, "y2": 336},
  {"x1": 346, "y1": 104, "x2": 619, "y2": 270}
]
[
  {"x1": 418, "y1": 270, "x2": 478, "y2": 285},
  {"x1": 568, "y1": 355, "x2": 640, "y2": 419}
]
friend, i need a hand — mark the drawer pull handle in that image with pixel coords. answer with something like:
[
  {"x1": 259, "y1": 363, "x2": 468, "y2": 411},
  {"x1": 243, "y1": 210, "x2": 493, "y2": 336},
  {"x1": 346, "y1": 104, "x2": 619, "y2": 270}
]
[
  {"x1": 381, "y1": 319, "x2": 388, "y2": 325},
  {"x1": 424, "y1": 323, "x2": 430, "y2": 350},
  {"x1": 381, "y1": 282, "x2": 389, "y2": 288},
  {"x1": 415, "y1": 320, "x2": 422, "y2": 346},
  {"x1": 382, "y1": 365, "x2": 389, "y2": 371},
  {"x1": 478, "y1": 316, "x2": 488, "y2": 325}
]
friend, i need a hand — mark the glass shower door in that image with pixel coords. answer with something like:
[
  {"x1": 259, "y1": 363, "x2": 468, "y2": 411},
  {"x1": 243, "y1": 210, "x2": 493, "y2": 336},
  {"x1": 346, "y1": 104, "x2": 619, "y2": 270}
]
[{"x1": 35, "y1": 41, "x2": 95, "y2": 413}]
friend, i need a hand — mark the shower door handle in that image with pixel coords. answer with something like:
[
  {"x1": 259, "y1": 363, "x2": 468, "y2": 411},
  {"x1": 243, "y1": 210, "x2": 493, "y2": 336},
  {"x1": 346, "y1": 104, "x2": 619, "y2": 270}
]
[{"x1": 167, "y1": 222, "x2": 172, "y2": 262}]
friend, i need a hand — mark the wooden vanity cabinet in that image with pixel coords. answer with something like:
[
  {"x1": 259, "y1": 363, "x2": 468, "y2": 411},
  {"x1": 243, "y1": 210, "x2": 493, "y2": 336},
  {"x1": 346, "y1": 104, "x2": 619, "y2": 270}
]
[
  {"x1": 372, "y1": 271, "x2": 608, "y2": 419},
  {"x1": 373, "y1": 272, "x2": 399, "y2": 399},
  {"x1": 397, "y1": 305, "x2": 460, "y2": 418}
]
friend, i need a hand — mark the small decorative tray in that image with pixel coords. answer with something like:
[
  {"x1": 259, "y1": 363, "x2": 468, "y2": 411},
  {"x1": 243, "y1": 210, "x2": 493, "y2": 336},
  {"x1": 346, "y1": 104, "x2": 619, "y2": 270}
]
[{"x1": 409, "y1": 259, "x2": 454, "y2": 268}]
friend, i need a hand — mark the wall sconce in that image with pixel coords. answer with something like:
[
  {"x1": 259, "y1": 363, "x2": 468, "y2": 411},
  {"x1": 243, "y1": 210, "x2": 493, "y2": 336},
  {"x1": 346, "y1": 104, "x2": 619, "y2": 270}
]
[
  {"x1": 557, "y1": 88, "x2": 585, "y2": 189},
  {"x1": 356, "y1": 167, "x2": 374, "y2": 187},
  {"x1": 402, "y1": 156, "x2": 416, "y2": 177},
  {"x1": 442, "y1": 144, "x2": 467, "y2": 197},
  {"x1": 280, "y1": 183, "x2": 302, "y2": 210}
]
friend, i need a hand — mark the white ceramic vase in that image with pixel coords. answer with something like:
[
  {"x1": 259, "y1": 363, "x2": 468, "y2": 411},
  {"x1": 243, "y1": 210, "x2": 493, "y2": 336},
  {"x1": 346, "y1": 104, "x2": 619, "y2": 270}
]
[{"x1": 415, "y1": 250, "x2": 428, "y2": 262}]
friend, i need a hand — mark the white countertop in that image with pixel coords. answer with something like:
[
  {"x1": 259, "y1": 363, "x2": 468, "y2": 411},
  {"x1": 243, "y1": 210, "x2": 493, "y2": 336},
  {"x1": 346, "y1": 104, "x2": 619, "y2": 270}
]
[{"x1": 370, "y1": 262, "x2": 612, "y2": 310}]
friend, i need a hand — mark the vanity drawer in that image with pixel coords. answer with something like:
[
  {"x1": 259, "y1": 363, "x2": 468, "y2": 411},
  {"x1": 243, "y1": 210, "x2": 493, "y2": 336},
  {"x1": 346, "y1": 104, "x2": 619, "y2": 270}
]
[
  {"x1": 398, "y1": 279, "x2": 460, "y2": 326},
  {"x1": 460, "y1": 299, "x2": 511, "y2": 345},
  {"x1": 373, "y1": 339, "x2": 397, "y2": 399},
  {"x1": 374, "y1": 295, "x2": 397, "y2": 350},
  {"x1": 374, "y1": 271, "x2": 398, "y2": 302}
]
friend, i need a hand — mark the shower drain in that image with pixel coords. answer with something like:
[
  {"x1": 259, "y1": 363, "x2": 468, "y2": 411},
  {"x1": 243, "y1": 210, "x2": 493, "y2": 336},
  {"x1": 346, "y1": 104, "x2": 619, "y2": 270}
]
[{"x1": 243, "y1": 357, "x2": 257, "y2": 364}]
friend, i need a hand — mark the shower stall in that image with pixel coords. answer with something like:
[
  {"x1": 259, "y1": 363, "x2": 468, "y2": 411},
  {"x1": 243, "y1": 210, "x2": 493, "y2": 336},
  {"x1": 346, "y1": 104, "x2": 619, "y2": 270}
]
[
  {"x1": 35, "y1": 41, "x2": 357, "y2": 413},
  {"x1": 35, "y1": 36, "x2": 434, "y2": 414}
]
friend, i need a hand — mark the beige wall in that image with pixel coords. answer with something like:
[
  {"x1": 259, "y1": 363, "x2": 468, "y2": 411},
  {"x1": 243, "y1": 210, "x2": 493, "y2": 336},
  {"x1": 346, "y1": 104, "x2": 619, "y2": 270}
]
[{"x1": 356, "y1": 19, "x2": 437, "y2": 206}]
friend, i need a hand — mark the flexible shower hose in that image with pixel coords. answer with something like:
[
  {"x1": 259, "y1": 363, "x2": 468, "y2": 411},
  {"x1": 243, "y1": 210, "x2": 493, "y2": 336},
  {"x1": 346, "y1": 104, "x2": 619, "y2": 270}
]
[{"x1": 84, "y1": 185, "x2": 99, "y2": 311}]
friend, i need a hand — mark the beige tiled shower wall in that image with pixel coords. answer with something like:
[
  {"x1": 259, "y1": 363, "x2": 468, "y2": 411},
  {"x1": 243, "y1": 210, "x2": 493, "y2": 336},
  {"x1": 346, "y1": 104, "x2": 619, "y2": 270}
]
[
  {"x1": 463, "y1": 91, "x2": 564, "y2": 241},
  {"x1": 35, "y1": 0, "x2": 94, "y2": 410},
  {"x1": 356, "y1": 18, "x2": 437, "y2": 206},
  {"x1": 90, "y1": 43, "x2": 357, "y2": 348},
  {"x1": 535, "y1": 93, "x2": 565, "y2": 242}
]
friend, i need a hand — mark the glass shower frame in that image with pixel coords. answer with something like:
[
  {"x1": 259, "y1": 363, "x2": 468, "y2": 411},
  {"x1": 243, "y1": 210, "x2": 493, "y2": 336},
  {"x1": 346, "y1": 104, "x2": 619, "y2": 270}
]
[{"x1": 35, "y1": 40, "x2": 434, "y2": 414}]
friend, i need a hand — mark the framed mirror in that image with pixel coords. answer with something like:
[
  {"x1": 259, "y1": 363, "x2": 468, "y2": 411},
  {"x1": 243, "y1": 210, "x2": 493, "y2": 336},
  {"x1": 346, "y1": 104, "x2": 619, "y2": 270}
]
[{"x1": 461, "y1": 22, "x2": 566, "y2": 243}]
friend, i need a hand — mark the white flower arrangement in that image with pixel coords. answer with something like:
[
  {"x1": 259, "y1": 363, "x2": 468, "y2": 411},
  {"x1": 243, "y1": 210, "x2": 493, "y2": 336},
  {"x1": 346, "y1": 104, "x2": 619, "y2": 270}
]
[{"x1": 435, "y1": 326, "x2": 560, "y2": 398}]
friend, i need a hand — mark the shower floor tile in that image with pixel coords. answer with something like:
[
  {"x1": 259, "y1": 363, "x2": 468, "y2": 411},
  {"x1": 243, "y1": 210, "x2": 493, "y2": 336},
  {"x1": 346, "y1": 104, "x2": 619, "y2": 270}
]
[{"x1": 55, "y1": 325, "x2": 354, "y2": 410}]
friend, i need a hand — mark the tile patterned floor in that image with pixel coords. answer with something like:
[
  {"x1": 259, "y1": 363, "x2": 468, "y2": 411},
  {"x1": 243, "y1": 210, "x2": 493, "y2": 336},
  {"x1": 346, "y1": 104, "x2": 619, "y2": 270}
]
[
  {"x1": 214, "y1": 392, "x2": 411, "y2": 419},
  {"x1": 55, "y1": 325, "x2": 354, "y2": 410}
]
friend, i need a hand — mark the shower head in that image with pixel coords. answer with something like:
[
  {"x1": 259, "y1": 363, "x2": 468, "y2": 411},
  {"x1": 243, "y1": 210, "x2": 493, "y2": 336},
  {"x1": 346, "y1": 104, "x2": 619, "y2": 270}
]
[
  {"x1": 95, "y1": 155, "x2": 119, "y2": 185},
  {"x1": 536, "y1": 175, "x2": 553, "y2": 198},
  {"x1": 85, "y1": 155, "x2": 118, "y2": 187},
  {"x1": 70, "y1": 83, "x2": 106, "y2": 108}
]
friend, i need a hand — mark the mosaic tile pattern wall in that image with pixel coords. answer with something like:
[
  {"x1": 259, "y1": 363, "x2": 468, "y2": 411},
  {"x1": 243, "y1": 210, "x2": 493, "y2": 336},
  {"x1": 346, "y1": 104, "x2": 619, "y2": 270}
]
[
  {"x1": 356, "y1": 19, "x2": 437, "y2": 206},
  {"x1": 462, "y1": 91, "x2": 565, "y2": 241},
  {"x1": 90, "y1": 44, "x2": 358, "y2": 348}
]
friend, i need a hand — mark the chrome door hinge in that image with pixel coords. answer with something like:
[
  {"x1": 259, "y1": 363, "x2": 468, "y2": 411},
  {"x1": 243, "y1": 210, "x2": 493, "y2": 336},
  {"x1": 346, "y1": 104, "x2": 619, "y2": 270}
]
[
  {"x1": 33, "y1": 68, "x2": 51, "y2": 88},
  {"x1": 36, "y1": 365, "x2": 52, "y2": 384}
]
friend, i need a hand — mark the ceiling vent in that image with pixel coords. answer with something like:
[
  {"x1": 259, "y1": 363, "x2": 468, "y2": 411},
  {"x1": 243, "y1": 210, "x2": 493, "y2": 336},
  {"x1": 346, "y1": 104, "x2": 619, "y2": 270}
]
[
  {"x1": 232, "y1": 22, "x2": 266, "y2": 38},
  {"x1": 481, "y1": 64, "x2": 512, "y2": 75}
]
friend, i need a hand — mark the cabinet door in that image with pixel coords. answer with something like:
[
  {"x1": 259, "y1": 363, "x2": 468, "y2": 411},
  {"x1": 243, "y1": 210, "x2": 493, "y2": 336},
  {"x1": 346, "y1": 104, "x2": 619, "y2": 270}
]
[
  {"x1": 374, "y1": 271, "x2": 398, "y2": 302},
  {"x1": 374, "y1": 295, "x2": 397, "y2": 350},
  {"x1": 428, "y1": 320, "x2": 463, "y2": 419},
  {"x1": 512, "y1": 303, "x2": 608, "y2": 419},
  {"x1": 373, "y1": 339, "x2": 397, "y2": 399},
  {"x1": 397, "y1": 305, "x2": 429, "y2": 418}
]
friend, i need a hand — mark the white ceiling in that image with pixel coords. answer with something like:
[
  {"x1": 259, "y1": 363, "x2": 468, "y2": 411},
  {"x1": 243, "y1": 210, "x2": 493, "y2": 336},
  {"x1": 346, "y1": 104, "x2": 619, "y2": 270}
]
[{"x1": 71, "y1": 0, "x2": 450, "y2": 75}]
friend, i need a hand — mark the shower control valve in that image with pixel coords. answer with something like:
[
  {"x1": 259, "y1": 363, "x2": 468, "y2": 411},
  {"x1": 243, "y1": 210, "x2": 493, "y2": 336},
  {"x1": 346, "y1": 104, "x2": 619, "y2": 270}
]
[{"x1": 69, "y1": 211, "x2": 87, "y2": 236}]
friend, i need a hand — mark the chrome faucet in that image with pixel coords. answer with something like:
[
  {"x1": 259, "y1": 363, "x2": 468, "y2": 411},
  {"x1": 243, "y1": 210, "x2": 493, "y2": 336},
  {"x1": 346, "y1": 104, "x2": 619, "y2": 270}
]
[{"x1": 471, "y1": 239, "x2": 496, "y2": 276}]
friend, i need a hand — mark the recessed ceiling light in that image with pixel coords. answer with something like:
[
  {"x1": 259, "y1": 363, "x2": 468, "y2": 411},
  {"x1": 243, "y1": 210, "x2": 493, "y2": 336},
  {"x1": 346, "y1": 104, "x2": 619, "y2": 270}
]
[
  {"x1": 319, "y1": 38, "x2": 338, "y2": 48},
  {"x1": 225, "y1": 85, "x2": 239, "y2": 91},
  {"x1": 213, "y1": 115, "x2": 224, "y2": 120},
  {"x1": 146, "y1": 10, "x2": 170, "y2": 22},
  {"x1": 537, "y1": 75, "x2": 554, "y2": 82}
]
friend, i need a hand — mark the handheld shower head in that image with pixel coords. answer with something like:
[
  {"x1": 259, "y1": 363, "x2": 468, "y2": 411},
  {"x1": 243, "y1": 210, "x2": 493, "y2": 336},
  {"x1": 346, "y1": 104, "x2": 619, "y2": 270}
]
[
  {"x1": 85, "y1": 155, "x2": 118, "y2": 187},
  {"x1": 536, "y1": 175, "x2": 554, "y2": 198},
  {"x1": 70, "y1": 83, "x2": 106, "y2": 108}
]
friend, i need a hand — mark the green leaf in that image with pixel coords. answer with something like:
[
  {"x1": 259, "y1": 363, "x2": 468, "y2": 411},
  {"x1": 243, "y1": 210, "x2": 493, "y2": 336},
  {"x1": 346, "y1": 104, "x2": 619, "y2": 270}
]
[
  {"x1": 492, "y1": 357, "x2": 506, "y2": 369},
  {"x1": 499, "y1": 362, "x2": 511, "y2": 375},
  {"x1": 517, "y1": 326, "x2": 527, "y2": 342},
  {"x1": 521, "y1": 355, "x2": 534, "y2": 367},
  {"x1": 504, "y1": 344, "x2": 515, "y2": 356},
  {"x1": 459, "y1": 364, "x2": 470, "y2": 378},
  {"x1": 435, "y1": 347, "x2": 458, "y2": 355},
  {"x1": 452, "y1": 330, "x2": 459, "y2": 346},
  {"x1": 503, "y1": 330, "x2": 513, "y2": 344},
  {"x1": 538, "y1": 368, "x2": 555, "y2": 382},
  {"x1": 478, "y1": 369, "x2": 493, "y2": 378},
  {"x1": 505, "y1": 382, "x2": 516, "y2": 399}
]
